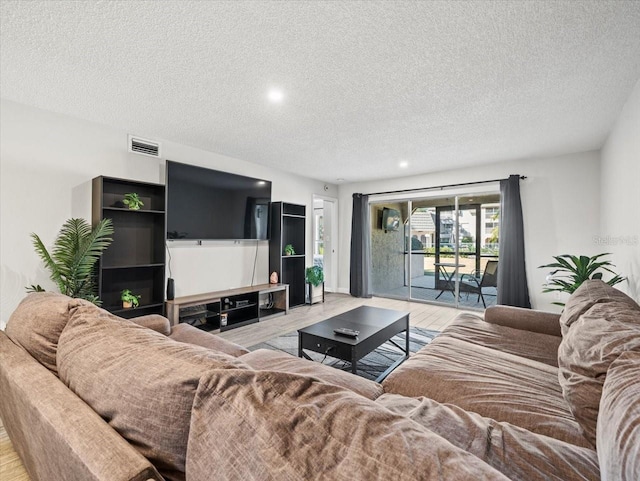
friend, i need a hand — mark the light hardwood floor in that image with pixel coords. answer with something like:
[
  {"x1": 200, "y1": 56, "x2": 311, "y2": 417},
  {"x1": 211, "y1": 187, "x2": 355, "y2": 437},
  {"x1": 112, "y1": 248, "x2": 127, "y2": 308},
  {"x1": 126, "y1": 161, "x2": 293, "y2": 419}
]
[{"x1": 0, "y1": 294, "x2": 475, "y2": 480}]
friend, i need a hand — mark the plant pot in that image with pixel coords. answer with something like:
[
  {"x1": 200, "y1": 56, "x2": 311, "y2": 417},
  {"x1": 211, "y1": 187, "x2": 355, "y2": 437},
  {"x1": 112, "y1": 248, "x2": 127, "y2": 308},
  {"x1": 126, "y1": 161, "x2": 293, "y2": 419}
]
[
  {"x1": 306, "y1": 282, "x2": 324, "y2": 305},
  {"x1": 122, "y1": 301, "x2": 133, "y2": 309}
]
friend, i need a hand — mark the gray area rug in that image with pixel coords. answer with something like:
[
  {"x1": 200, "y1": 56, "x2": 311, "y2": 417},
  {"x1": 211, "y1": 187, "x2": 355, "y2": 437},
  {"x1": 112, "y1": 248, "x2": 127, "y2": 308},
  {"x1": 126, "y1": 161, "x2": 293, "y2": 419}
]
[{"x1": 249, "y1": 327, "x2": 439, "y2": 381}]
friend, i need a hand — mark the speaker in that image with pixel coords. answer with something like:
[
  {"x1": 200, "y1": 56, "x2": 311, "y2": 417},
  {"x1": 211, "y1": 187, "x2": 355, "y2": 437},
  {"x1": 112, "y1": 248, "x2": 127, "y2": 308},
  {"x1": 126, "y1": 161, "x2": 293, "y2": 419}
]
[{"x1": 166, "y1": 278, "x2": 175, "y2": 300}]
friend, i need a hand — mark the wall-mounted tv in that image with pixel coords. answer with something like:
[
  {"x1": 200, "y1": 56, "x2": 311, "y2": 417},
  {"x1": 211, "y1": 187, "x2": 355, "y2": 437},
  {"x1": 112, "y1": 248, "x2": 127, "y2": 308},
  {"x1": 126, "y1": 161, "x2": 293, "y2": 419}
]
[
  {"x1": 382, "y1": 207, "x2": 401, "y2": 232},
  {"x1": 166, "y1": 160, "x2": 272, "y2": 241}
]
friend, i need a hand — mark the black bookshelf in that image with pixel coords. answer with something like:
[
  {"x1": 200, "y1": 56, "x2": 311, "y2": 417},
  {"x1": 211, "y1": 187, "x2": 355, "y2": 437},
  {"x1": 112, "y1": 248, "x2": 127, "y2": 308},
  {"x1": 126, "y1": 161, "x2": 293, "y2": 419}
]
[
  {"x1": 92, "y1": 176, "x2": 166, "y2": 318},
  {"x1": 269, "y1": 202, "x2": 306, "y2": 308}
]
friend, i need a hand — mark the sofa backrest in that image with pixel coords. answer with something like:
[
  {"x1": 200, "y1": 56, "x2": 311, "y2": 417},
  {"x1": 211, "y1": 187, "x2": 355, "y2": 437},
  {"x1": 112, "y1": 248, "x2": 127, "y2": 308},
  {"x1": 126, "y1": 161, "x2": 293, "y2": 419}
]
[
  {"x1": 186, "y1": 368, "x2": 510, "y2": 481},
  {"x1": 557, "y1": 280, "x2": 640, "y2": 447},
  {"x1": 57, "y1": 303, "x2": 251, "y2": 481}
]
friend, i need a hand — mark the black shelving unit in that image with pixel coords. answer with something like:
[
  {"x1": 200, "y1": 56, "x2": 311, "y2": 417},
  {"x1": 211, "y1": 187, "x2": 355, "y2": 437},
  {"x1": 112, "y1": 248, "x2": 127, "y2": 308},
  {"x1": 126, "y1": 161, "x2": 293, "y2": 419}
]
[
  {"x1": 92, "y1": 176, "x2": 166, "y2": 318},
  {"x1": 269, "y1": 202, "x2": 306, "y2": 308}
]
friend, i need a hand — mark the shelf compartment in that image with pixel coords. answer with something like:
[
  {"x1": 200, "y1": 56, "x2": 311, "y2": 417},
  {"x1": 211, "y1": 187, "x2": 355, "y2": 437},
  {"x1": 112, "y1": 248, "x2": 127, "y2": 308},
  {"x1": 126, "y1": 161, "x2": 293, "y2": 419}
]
[
  {"x1": 221, "y1": 302, "x2": 258, "y2": 314},
  {"x1": 180, "y1": 310, "x2": 219, "y2": 323},
  {"x1": 99, "y1": 178, "x2": 166, "y2": 212},
  {"x1": 100, "y1": 209, "x2": 165, "y2": 266},
  {"x1": 100, "y1": 266, "x2": 164, "y2": 315}
]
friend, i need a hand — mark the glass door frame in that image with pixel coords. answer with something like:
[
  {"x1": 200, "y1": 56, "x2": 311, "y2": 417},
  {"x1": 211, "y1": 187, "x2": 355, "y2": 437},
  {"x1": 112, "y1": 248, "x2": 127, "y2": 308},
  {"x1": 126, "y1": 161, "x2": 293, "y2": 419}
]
[{"x1": 370, "y1": 184, "x2": 500, "y2": 309}]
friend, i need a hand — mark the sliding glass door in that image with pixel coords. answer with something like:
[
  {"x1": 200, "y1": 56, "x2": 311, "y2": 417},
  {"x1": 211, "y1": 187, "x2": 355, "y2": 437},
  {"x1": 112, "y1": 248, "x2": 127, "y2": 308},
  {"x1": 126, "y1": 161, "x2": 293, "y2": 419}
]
[{"x1": 371, "y1": 191, "x2": 500, "y2": 309}]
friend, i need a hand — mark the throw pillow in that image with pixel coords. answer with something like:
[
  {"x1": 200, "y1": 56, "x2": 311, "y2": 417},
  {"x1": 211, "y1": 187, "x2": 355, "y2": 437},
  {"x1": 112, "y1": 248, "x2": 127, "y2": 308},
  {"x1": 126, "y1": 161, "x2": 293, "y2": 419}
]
[
  {"x1": 597, "y1": 351, "x2": 640, "y2": 481},
  {"x1": 5, "y1": 292, "x2": 93, "y2": 374},
  {"x1": 557, "y1": 300, "x2": 640, "y2": 446},
  {"x1": 559, "y1": 280, "x2": 638, "y2": 335}
]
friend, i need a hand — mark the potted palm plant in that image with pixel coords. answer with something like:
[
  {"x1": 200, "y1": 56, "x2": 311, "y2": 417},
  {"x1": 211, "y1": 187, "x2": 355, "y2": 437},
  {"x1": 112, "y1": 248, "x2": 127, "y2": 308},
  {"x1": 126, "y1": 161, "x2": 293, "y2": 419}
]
[
  {"x1": 305, "y1": 265, "x2": 325, "y2": 304},
  {"x1": 121, "y1": 289, "x2": 141, "y2": 308},
  {"x1": 30, "y1": 218, "x2": 113, "y2": 305},
  {"x1": 539, "y1": 253, "x2": 625, "y2": 306}
]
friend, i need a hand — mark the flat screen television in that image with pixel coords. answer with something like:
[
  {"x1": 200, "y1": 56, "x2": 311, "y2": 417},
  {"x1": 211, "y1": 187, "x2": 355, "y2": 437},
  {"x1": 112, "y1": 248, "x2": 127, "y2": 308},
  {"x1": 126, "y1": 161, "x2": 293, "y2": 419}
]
[
  {"x1": 382, "y1": 207, "x2": 401, "y2": 232},
  {"x1": 166, "y1": 160, "x2": 271, "y2": 240}
]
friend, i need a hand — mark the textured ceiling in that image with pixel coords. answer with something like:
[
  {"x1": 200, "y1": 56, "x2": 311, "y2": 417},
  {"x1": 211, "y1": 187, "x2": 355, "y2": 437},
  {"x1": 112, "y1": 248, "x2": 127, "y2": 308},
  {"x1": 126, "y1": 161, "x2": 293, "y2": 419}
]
[{"x1": 2, "y1": 1, "x2": 640, "y2": 183}]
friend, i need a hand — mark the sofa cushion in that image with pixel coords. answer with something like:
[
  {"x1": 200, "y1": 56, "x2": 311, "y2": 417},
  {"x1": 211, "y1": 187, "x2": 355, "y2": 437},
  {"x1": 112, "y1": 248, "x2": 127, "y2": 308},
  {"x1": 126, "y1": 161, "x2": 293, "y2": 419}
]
[
  {"x1": 559, "y1": 280, "x2": 638, "y2": 335},
  {"x1": 186, "y1": 369, "x2": 510, "y2": 481},
  {"x1": 5, "y1": 292, "x2": 93, "y2": 374},
  {"x1": 169, "y1": 322, "x2": 249, "y2": 356},
  {"x1": 382, "y1": 336, "x2": 591, "y2": 447},
  {"x1": 558, "y1": 300, "x2": 640, "y2": 446},
  {"x1": 597, "y1": 351, "x2": 640, "y2": 481},
  {"x1": 443, "y1": 313, "x2": 561, "y2": 366},
  {"x1": 377, "y1": 393, "x2": 599, "y2": 481},
  {"x1": 239, "y1": 348, "x2": 384, "y2": 400},
  {"x1": 57, "y1": 304, "x2": 249, "y2": 481}
]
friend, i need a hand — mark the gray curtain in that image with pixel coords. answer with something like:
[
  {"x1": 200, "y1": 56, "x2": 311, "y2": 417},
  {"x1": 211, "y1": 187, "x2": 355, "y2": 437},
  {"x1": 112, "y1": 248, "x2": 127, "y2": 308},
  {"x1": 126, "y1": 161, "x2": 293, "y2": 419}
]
[
  {"x1": 497, "y1": 175, "x2": 531, "y2": 308},
  {"x1": 350, "y1": 193, "x2": 372, "y2": 298}
]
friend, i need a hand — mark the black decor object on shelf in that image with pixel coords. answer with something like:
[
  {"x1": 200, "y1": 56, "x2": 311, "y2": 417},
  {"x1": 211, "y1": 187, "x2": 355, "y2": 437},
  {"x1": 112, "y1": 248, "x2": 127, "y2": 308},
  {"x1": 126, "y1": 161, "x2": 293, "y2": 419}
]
[
  {"x1": 269, "y1": 202, "x2": 306, "y2": 308},
  {"x1": 92, "y1": 176, "x2": 166, "y2": 319}
]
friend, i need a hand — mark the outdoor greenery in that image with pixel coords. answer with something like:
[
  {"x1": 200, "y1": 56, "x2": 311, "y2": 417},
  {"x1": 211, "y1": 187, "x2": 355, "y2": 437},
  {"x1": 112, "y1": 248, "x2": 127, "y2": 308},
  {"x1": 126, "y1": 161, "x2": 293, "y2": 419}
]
[
  {"x1": 305, "y1": 265, "x2": 324, "y2": 286},
  {"x1": 123, "y1": 192, "x2": 144, "y2": 210},
  {"x1": 121, "y1": 289, "x2": 141, "y2": 308},
  {"x1": 539, "y1": 253, "x2": 625, "y2": 306},
  {"x1": 30, "y1": 218, "x2": 113, "y2": 305}
]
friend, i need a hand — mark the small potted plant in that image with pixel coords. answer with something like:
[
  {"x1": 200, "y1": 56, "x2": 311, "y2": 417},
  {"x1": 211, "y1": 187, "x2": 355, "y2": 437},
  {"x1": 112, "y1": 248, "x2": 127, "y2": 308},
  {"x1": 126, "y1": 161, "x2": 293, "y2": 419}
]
[
  {"x1": 121, "y1": 289, "x2": 141, "y2": 308},
  {"x1": 305, "y1": 265, "x2": 324, "y2": 304},
  {"x1": 123, "y1": 193, "x2": 144, "y2": 210},
  {"x1": 284, "y1": 244, "x2": 295, "y2": 256}
]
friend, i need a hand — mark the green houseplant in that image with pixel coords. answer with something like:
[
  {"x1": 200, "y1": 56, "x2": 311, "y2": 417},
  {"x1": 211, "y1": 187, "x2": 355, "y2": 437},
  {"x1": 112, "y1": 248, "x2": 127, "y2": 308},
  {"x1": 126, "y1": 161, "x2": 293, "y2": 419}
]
[
  {"x1": 305, "y1": 265, "x2": 324, "y2": 304},
  {"x1": 123, "y1": 193, "x2": 144, "y2": 210},
  {"x1": 121, "y1": 289, "x2": 141, "y2": 308},
  {"x1": 305, "y1": 265, "x2": 324, "y2": 287},
  {"x1": 284, "y1": 244, "x2": 295, "y2": 256},
  {"x1": 30, "y1": 218, "x2": 113, "y2": 305},
  {"x1": 539, "y1": 253, "x2": 625, "y2": 306}
]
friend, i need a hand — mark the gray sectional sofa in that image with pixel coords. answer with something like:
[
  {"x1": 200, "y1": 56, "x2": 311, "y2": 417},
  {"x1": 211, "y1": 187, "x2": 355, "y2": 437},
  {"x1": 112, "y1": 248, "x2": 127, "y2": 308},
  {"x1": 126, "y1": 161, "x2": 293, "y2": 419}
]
[{"x1": 1, "y1": 280, "x2": 638, "y2": 480}]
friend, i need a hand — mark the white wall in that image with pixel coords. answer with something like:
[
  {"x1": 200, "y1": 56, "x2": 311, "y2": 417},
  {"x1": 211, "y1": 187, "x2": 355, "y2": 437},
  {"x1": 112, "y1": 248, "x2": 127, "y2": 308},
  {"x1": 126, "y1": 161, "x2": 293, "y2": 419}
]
[
  {"x1": 600, "y1": 79, "x2": 640, "y2": 301},
  {"x1": 337, "y1": 151, "x2": 602, "y2": 311},
  {"x1": 0, "y1": 100, "x2": 335, "y2": 328}
]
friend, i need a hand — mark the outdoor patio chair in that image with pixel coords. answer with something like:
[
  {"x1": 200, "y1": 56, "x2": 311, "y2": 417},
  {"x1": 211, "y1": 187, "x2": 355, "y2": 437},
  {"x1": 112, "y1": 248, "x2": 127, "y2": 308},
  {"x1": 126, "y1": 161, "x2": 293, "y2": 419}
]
[{"x1": 460, "y1": 260, "x2": 498, "y2": 308}]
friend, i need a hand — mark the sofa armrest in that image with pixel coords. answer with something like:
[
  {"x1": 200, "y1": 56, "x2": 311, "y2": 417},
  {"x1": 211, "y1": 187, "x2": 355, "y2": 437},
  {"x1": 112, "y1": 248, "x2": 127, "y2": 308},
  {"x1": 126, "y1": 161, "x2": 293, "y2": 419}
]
[
  {"x1": 169, "y1": 323, "x2": 249, "y2": 357},
  {"x1": 130, "y1": 314, "x2": 171, "y2": 335},
  {"x1": 484, "y1": 306, "x2": 561, "y2": 337},
  {"x1": 0, "y1": 331, "x2": 162, "y2": 481}
]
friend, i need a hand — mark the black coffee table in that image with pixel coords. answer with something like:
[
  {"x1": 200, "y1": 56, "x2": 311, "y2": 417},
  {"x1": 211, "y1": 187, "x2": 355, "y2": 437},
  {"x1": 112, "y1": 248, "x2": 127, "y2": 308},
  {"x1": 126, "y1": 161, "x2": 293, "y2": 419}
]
[{"x1": 298, "y1": 306, "x2": 410, "y2": 382}]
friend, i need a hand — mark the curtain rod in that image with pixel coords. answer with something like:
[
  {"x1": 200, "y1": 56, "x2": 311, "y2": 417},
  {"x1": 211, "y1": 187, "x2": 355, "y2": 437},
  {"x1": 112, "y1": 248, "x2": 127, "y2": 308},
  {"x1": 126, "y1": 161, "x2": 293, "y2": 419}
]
[{"x1": 366, "y1": 175, "x2": 526, "y2": 196}]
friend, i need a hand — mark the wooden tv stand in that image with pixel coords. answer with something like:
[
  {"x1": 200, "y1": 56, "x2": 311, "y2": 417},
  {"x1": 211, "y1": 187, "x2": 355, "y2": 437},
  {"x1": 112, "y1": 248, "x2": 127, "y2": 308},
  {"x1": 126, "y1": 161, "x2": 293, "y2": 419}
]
[{"x1": 165, "y1": 283, "x2": 289, "y2": 332}]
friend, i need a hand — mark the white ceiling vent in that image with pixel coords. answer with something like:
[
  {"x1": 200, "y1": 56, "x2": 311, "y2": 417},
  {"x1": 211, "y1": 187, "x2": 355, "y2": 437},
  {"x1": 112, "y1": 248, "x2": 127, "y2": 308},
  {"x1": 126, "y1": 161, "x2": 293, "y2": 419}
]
[{"x1": 128, "y1": 135, "x2": 161, "y2": 158}]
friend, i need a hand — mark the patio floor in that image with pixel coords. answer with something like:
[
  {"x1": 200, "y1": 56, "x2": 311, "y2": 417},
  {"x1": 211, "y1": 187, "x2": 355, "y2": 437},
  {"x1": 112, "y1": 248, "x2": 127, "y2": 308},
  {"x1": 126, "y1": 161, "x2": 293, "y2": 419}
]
[{"x1": 378, "y1": 273, "x2": 497, "y2": 310}]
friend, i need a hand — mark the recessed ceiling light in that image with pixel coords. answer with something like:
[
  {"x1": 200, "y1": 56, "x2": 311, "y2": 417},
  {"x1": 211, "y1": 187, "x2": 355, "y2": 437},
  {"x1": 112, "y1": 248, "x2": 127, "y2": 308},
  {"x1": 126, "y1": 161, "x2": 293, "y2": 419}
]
[
  {"x1": 267, "y1": 88, "x2": 284, "y2": 103},
  {"x1": 399, "y1": 161, "x2": 409, "y2": 168}
]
